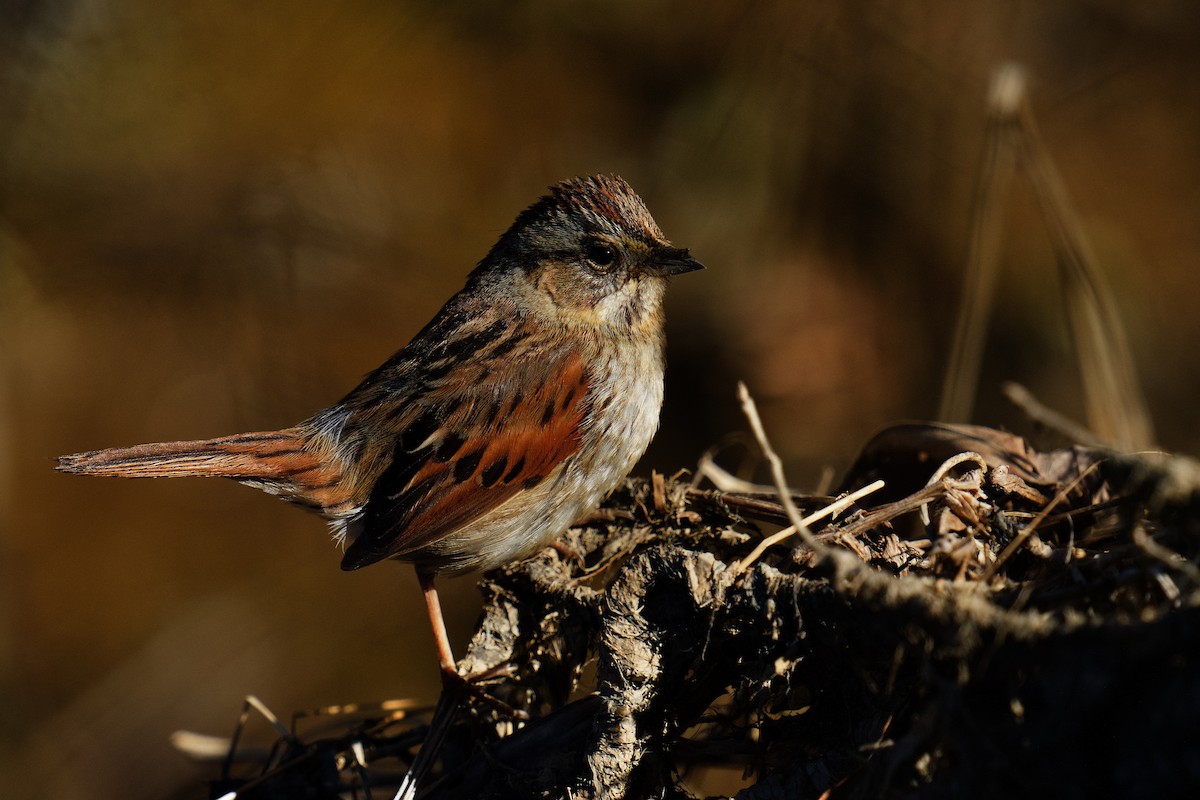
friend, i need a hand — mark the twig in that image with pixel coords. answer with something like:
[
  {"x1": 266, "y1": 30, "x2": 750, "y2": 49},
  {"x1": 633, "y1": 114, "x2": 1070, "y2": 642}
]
[
  {"x1": 694, "y1": 444, "x2": 781, "y2": 494},
  {"x1": 734, "y1": 383, "x2": 895, "y2": 578},
  {"x1": 1132, "y1": 525, "x2": 1200, "y2": 588},
  {"x1": 982, "y1": 462, "x2": 1104, "y2": 581},
  {"x1": 938, "y1": 64, "x2": 1023, "y2": 423},
  {"x1": 685, "y1": 488, "x2": 826, "y2": 526},
  {"x1": 171, "y1": 731, "x2": 247, "y2": 761},
  {"x1": 736, "y1": 382, "x2": 820, "y2": 550},
  {"x1": 1002, "y1": 382, "x2": 1106, "y2": 449},
  {"x1": 392, "y1": 692, "x2": 463, "y2": 800},
  {"x1": 732, "y1": 480, "x2": 885, "y2": 573},
  {"x1": 1015, "y1": 77, "x2": 1156, "y2": 450},
  {"x1": 918, "y1": 451, "x2": 988, "y2": 526},
  {"x1": 830, "y1": 484, "x2": 945, "y2": 542}
]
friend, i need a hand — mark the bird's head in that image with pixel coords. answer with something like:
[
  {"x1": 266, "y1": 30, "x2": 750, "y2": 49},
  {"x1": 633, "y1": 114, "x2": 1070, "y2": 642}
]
[{"x1": 474, "y1": 174, "x2": 702, "y2": 332}]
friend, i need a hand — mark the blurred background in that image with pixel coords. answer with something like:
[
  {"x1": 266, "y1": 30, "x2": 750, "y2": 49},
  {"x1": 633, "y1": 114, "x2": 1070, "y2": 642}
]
[{"x1": 2, "y1": 1, "x2": 1198, "y2": 797}]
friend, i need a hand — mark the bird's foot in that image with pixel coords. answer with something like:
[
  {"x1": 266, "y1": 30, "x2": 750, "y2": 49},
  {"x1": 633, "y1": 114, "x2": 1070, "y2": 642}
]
[{"x1": 439, "y1": 665, "x2": 528, "y2": 721}]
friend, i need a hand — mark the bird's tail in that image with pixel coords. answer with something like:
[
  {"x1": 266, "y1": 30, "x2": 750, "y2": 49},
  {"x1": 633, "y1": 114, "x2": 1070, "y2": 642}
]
[
  {"x1": 59, "y1": 428, "x2": 360, "y2": 519},
  {"x1": 58, "y1": 429, "x2": 321, "y2": 481}
]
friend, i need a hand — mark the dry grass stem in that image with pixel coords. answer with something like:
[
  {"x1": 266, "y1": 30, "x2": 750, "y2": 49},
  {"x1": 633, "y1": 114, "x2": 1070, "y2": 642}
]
[
  {"x1": 736, "y1": 381, "x2": 821, "y2": 550},
  {"x1": 732, "y1": 479, "x2": 885, "y2": 573},
  {"x1": 939, "y1": 64, "x2": 1022, "y2": 423},
  {"x1": 693, "y1": 443, "x2": 780, "y2": 494},
  {"x1": 1014, "y1": 83, "x2": 1155, "y2": 450},
  {"x1": 1002, "y1": 382, "x2": 1107, "y2": 448},
  {"x1": 939, "y1": 63, "x2": 1154, "y2": 452}
]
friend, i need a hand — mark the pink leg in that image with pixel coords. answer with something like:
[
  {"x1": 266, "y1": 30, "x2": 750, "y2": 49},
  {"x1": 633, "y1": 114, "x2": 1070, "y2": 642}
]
[
  {"x1": 419, "y1": 572, "x2": 458, "y2": 675},
  {"x1": 416, "y1": 572, "x2": 527, "y2": 720}
]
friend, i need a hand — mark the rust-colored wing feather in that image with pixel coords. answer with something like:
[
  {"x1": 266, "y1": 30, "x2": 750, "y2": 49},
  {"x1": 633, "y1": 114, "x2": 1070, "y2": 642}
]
[{"x1": 340, "y1": 350, "x2": 590, "y2": 570}]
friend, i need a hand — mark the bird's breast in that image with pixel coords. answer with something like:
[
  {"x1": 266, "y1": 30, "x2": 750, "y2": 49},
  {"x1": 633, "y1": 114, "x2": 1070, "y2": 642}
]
[{"x1": 578, "y1": 337, "x2": 665, "y2": 476}]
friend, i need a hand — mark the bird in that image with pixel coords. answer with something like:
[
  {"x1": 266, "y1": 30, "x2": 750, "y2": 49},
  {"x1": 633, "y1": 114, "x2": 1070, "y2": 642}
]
[{"x1": 58, "y1": 173, "x2": 702, "y2": 708}]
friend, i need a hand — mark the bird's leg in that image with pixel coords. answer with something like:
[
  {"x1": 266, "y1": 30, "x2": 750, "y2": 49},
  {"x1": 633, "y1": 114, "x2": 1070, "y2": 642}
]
[
  {"x1": 419, "y1": 572, "x2": 458, "y2": 674},
  {"x1": 418, "y1": 572, "x2": 527, "y2": 720}
]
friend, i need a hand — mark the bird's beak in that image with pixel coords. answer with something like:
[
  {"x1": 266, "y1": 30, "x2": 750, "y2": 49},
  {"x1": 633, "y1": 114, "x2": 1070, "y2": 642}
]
[{"x1": 649, "y1": 247, "x2": 705, "y2": 277}]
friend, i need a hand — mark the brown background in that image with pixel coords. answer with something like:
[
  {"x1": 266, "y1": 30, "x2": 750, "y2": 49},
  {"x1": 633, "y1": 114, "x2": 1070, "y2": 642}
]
[{"x1": 2, "y1": 2, "x2": 1198, "y2": 797}]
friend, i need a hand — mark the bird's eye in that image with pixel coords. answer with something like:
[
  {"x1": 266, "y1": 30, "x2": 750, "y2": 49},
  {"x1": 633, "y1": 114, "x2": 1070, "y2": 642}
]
[{"x1": 584, "y1": 241, "x2": 618, "y2": 271}]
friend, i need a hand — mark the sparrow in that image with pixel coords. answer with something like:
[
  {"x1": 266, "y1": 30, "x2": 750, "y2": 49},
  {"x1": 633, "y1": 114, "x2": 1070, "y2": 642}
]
[{"x1": 58, "y1": 174, "x2": 702, "y2": 705}]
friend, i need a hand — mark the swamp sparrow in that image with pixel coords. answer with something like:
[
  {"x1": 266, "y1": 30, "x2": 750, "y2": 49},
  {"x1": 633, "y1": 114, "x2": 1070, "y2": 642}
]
[{"x1": 59, "y1": 174, "x2": 702, "y2": 702}]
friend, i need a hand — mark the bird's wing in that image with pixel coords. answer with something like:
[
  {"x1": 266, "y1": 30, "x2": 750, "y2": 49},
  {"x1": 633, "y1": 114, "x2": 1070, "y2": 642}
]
[{"x1": 340, "y1": 345, "x2": 590, "y2": 570}]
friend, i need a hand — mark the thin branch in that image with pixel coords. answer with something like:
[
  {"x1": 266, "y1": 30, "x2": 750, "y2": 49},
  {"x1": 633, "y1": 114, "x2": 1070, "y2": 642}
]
[
  {"x1": 736, "y1": 382, "x2": 820, "y2": 550},
  {"x1": 732, "y1": 480, "x2": 885, "y2": 573},
  {"x1": 1003, "y1": 382, "x2": 1107, "y2": 449}
]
